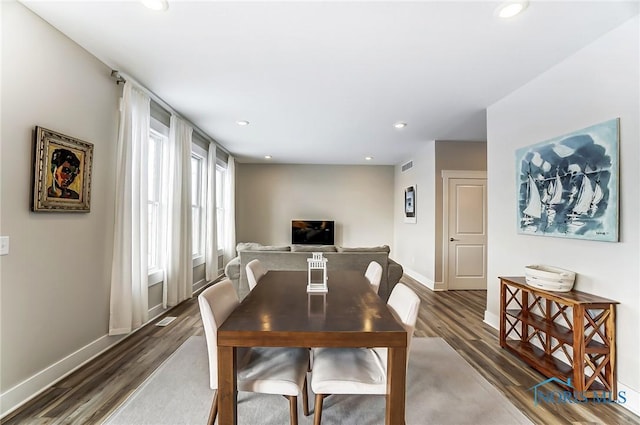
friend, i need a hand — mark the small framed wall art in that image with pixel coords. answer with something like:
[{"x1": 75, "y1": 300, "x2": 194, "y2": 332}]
[
  {"x1": 404, "y1": 184, "x2": 416, "y2": 223},
  {"x1": 32, "y1": 126, "x2": 94, "y2": 212}
]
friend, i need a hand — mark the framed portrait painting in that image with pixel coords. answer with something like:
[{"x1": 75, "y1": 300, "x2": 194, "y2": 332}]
[
  {"x1": 32, "y1": 126, "x2": 94, "y2": 212},
  {"x1": 404, "y1": 185, "x2": 416, "y2": 223}
]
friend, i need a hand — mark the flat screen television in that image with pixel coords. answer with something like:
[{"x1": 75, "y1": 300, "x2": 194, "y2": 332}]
[{"x1": 291, "y1": 220, "x2": 335, "y2": 245}]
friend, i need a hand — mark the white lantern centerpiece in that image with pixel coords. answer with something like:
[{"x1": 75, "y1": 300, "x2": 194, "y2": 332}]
[{"x1": 307, "y1": 252, "x2": 328, "y2": 293}]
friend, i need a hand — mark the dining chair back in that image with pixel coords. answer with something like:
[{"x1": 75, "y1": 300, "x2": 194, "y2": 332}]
[
  {"x1": 386, "y1": 283, "x2": 420, "y2": 352},
  {"x1": 198, "y1": 278, "x2": 240, "y2": 389},
  {"x1": 246, "y1": 258, "x2": 268, "y2": 291},
  {"x1": 364, "y1": 261, "x2": 383, "y2": 294},
  {"x1": 198, "y1": 278, "x2": 310, "y2": 425},
  {"x1": 310, "y1": 282, "x2": 421, "y2": 425}
]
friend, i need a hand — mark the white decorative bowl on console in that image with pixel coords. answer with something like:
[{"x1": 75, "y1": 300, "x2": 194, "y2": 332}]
[{"x1": 524, "y1": 265, "x2": 576, "y2": 292}]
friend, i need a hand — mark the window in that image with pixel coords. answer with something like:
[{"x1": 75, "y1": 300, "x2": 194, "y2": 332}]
[
  {"x1": 148, "y1": 118, "x2": 169, "y2": 284},
  {"x1": 191, "y1": 144, "x2": 207, "y2": 266},
  {"x1": 147, "y1": 116, "x2": 211, "y2": 283},
  {"x1": 215, "y1": 161, "x2": 227, "y2": 254}
]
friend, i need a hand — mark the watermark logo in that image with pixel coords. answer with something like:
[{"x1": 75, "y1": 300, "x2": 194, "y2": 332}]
[{"x1": 528, "y1": 377, "x2": 626, "y2": 407}]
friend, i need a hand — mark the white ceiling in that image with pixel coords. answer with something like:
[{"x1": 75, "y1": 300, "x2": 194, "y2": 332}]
[{"x1": 22, "y1": 1, "x2": 639, "y2": 165}]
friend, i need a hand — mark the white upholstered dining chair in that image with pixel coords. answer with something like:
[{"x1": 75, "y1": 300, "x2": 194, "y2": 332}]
[
  {"x1": 198, "y1": 278, "x2": 310, "y2": 425},
  {"x1": 310, "y1": 283, "x2": 420, "y2": 425},
  {"x1": 246, "y1": 258, "x2": 268, "y2": 291},
  {"x1": 364, "y1": 260, "x2": 383, "y2": 294}
]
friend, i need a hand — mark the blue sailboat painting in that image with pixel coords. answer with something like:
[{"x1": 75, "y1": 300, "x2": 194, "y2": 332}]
[{"x1": 515, "y1": 118, "x2": 619, "y2": 242}]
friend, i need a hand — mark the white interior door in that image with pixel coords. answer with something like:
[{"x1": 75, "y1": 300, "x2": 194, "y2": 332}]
[{"x1": 446, "y1": 177, "x2": 487, "y2": 290}]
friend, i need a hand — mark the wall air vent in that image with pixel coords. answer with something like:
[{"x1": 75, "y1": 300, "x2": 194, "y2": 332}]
[{"x1": 401, "y1": 160, "x2": 414, "y2": 173}]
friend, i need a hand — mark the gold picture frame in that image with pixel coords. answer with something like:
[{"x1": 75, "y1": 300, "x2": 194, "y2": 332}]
[{"x1": 32, "y1": 126, "x2": 94, "y2": 212}]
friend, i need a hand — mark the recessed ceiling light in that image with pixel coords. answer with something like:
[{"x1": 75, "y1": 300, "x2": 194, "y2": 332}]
[
  {"x1": 264, "y1": 155, "x2": 272, "y2": 159},
  {"x1": 496, "y1": 1, "x2": 528, "y2": 19},
  {"x1": 365, "y1": 156, "x2": 373, "y2": 161},
  {"x1": 236, "y1": 120, "x2": 250, "y2": 126},
  {"x1": 393, "y1": 122, "x2": 407, "y2": 129},
  {"x1": 141, "y1": 0, "x2": 169, "y2": 11}
]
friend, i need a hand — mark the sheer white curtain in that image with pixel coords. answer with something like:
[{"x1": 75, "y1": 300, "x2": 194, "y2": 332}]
[
  {"x1": 205, "y1": 143, "x2": 218, "y2": 282},
  {"x1": 223, "y1": 156, "x2": 236, "y2": 264},
  {"x1": 109, "y1": 82, "x2": 150, "y2": 336},
  {"x1": 164, "y1": 115, "x2": 193, "y2": 308}
]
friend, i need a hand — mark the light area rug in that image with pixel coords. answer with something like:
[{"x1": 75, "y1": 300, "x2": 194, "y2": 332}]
[{"x1": 104, "y1": 336, "x2": 533, "y2": 425}]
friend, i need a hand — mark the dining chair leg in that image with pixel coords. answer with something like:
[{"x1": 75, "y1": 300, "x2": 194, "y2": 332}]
[
  {"x1": 288, "y1": 395, "x2": 298, "y2": 425},
  {"x1": 313, "y1": 394, "x2": 323, "y2": 425},
  {"x1": 207, "y1": 391, "x2": 218, "y2": 425},
  {"x1": 302, "y1": 377, "x2": 310, "y2": 416}
]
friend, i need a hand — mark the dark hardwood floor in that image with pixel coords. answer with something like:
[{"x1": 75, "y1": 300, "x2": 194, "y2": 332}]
[{"x1": 2, "y1": 276, "x2": 638, "y2": 425}]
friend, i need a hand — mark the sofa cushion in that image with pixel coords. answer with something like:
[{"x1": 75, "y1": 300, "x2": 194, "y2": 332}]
[
  {"x1": 235, "y1": 249, "x2": 401, "y2": 302},
  {"x1": 291, "y1": 245, "x2": 337, "y2": 252},
  {"x1": 257, "y1": 245, "x2": 291, "y2": 251},
  {"x1": 336, "y1": 245, "x2": 390, "y2": 254},
  {"x1": 236, "y1": 242, "x2": 291, "y2": 252}
]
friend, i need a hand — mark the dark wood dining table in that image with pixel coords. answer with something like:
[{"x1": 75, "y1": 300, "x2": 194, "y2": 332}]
[{"x1": 216, "y1": 269, "x2": 408, "y2": 425}]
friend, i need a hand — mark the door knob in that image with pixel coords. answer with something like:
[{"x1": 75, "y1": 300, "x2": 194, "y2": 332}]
[{"x1": 450, "y1": 238, "x2": 458, "y2": 242}]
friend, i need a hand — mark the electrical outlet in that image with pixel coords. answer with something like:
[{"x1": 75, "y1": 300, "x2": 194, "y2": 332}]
[{"x1": 0, "y1": 237, "x2": 9, "y2": 256}]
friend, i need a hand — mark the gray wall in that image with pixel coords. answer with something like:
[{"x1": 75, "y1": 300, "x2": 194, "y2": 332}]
[
  {"x1": 486, "y1": 16, "x2": 639, "y2": 412},
  {"x1": 392, "y1": 141, "x2": 486, "y2": 287},
  {"x1": 1, "y1": 1, "x2": 119, "y2": 403},
  {"x1": 392, "y1": 142, "x2": 436, "y2": 283},
  {"x1": 3, "y1": 0, "x2": 637, "y2": 418},
  {"x1": 434, "y1": 141, "x2": 487, "y2": 283},
  {"x1": 236, "y1": 164, "x2": 394, "y2": 249},
  {"x1": 0, "y1": 3, "x2": 208, "y2": 415}
]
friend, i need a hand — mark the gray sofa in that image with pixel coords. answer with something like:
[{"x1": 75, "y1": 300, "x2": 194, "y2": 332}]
[{"x1": 224, "y1": 243, "x2": 403, "y2": 301}]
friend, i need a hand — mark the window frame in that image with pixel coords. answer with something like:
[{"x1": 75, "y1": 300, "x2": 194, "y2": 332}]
[
  {"x1": 191, "y1": 143, "x2": 208, "y2": 268},
  {"x1": 148, "y1": 117, "x2": 169, "y2": 286},
  {"x1": 215, "y1": 160, "x2": 227, "y2": 257}
]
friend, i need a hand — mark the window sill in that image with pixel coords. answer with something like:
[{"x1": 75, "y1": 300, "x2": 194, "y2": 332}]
[
  {"x1": 148, "y1": 269, "x2": 164, "y2": 286},
  {"x1": 148, "y1": 257, "x2": 207, "y2": 287},
  {"x1": 192, "y1": 255, "x2": 205, "y2": 268}
]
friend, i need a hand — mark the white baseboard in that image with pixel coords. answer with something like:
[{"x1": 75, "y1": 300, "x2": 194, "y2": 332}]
[
  {"x1": 148, "y1": 303, "x2": 167, "y2": 321},
  {"x1": 148, "y1": 279, "x2": 209, "y2": 317},
  {"x1": 482, "y1": 310, "x2": 639, "y2": 416},
  {"x1": 431, "y1": 280, "x2": 446, "y2": 291},
  {"x1": 0, "y1": 279, "x2": 210, "y2": 420},
  {"x1": 403, "y1": 268, "x2": 446, "y2": 291},
  {"x1": 0, "y1": 333, "x2": 125, "y2": 419},
  {"x1": 192, "y1": 278, "x2": 207, "y2": 293},
  {"x1": 483, "y1": 310, "x2": 500, "y2": 330},
  {"x1": 1, "y1": 307, "x2": 172, "y2": 419},
  {"x1": 618, "y1": 381, "x2": 640, "y2": 416}
]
